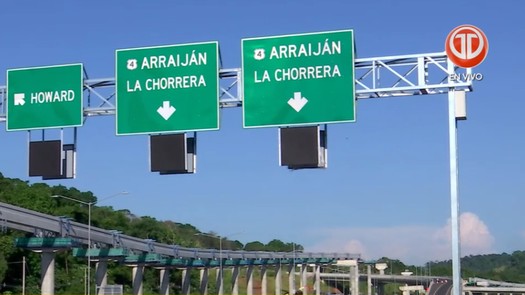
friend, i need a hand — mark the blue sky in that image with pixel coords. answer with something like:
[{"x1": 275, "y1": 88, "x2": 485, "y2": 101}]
[{"x1": 0, "y1": 0, "x2": 523, "y2": 265}]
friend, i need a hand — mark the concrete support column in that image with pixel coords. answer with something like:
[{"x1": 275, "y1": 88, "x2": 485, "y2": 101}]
[
  {"x1": 349, "y1": 265, "x2": 357, "y2": 295},
  {"x1": 367, "y1": 264, "x2": 372, "y2": 295},
  {"x1": 182, "y1": 268, "x2": 192, "y2": 295},
  {"x1": 288, "y1": 264, "x2": 295, "y2": 295},
  {"x1": 231, "y1": 266, "x2": 239, "y2": 295},
  {"x1": 314, "y1": 264, "x2": 321, "y2": 295},
  {"x1": 41, "y1": 250, "x2": 55, "y2": 295},
  {"x1": 216, "y1": 267, "x2": 224, "y2": 295},
  {"x1": 96, "y1": 259, "x2": 109, "y2": 295},
  {"x1": 199, "y1": 268, "x2": 208, "y2": 295},
  {"x1": 301, "y1": 264, "x2": 308, "y2": 295},
  {"x1": 355, "y1": 265, "x2": 360, "y2": 295},
  {"x1": 246, "y1": 265, "x2": 254, "y2": 295},
  {"x1": 159, "y1": 268, "x2": 170, "y2": 295},
  {"x1": 377, "y1": 283, "x2": 386, "y2": 295},
  {"x1": 132, "y1": 265, "x2": 144, "y2": 295},
  {"x1": 275, "y1": 264, "x2": 282, "y2": 295},
  {"x1": 261, "y1": 265, "x2": 268, "y2": 295}
]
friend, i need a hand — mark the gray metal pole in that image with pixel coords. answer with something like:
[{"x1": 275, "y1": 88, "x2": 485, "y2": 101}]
[
  {"x1": 447, "y1": 59, "x2": 462, "y2": 295},
  {"x1": 293, "y1": 243, "x2": 296, "y2": 294},
  {"x1": 219, "y1": 237, "x2": 223, "y2": 295},
  {"x1": 88, "y1": 203, "x2": 92, "y2": 295},
  {"x1": 22, "y1": 256, "x2": 26, "y2": 295}
]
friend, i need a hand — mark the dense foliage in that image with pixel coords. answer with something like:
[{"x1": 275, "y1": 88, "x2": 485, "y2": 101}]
[{"x1": 0, "y1": 172, "x2": 524, "y2": 294}]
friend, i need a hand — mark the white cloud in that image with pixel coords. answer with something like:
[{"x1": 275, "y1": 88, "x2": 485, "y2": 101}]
[{"x1": 305, "y1": 212, "x2": 495, "y2": 265}]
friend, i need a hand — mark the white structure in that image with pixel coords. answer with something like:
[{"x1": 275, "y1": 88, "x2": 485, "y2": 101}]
[{"x1": 375, "y1": 263, "x2": 388, "y2": 275}]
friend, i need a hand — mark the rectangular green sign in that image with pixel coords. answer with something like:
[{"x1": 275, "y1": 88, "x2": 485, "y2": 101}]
[
  {"x1": 241, "y1": 29, "x2": 355, "y2": 128},
  {"x1": 115, "y1": 42, "x2": 220, "y2": 136},
  {"x1": 6, "y1": 63, "x2": 84, "y2": 131}
]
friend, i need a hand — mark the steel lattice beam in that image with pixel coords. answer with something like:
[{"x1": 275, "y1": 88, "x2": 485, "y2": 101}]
[{"x1": 0, "y1": 51, "x2": 473, "y2": 123}]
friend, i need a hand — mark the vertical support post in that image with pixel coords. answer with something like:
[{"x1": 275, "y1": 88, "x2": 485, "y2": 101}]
[
  {"x1": 355, "y1": 264, "x2": 360, "y2": 295},
  {"x1": 41, "y1": 250, "x2": 55, "y2": 295},
  {"x1": 288, "y1": 264, "x2": 295, "y2": 295},
  {"x1": 315, "y1": 264, "x2": 321, "y2": 295},
  {"x1": 22, "y1": 256, "x2": 26, "y2": 295},
  {"x1": 87, "y1": 202, "x2": 92, "y2": 295},
  {"x1": 95, "y1": 259, "x2": 108, "y2": 295},
  {"x1": 199, "y1": 268, "x2": 208, "y2": 295},
  {"x1": 447, "y1": 59, "x2": 462, "y2": 295},
  {"x1": 160, "y1": 268, "x2": 170, "y2": 295},
  {"x1": 275, "y1": 263, "x2": 282, "y2": 295},
  {"x1": 301, "y1": 264, "x2": 308, "y2": 295},
  {"x1": 261, "y1": 265, "x2": 268, "y2": 295},
  {"x1": 246, "y1": 265, "x2": 254, "y2": 295},
  {"x1": 216, "y1": 267, "x2": 223, "y2": 295},
  {"x1": 182, "y1": 268, "x2": 192, "y2": 295},
  {"x1": 367, "y1": 264, "x2": 372, "y2": 295},
  {"x1": 231, "y1": 266, "x2": 239, "y2": 295},
  {"x1": 132, "y1": 265, "x2": 144, "y2": 295}
]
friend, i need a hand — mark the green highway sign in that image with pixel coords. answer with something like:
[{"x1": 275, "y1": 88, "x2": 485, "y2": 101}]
[
  {"x1": 241, "y1": 29, "x2": 355, "y2": 128},
  {"x1": 6, "y1": 63, "x2": 84, "y2": 131},
  {"x1": 115, "y1": 42, "x2": 220, "y2": 136}
]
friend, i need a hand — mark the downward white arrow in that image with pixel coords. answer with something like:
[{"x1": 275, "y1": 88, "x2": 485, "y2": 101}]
[
  {"x1": 287, "y1": 92, "x2": 308, "y2": 112},
  {"x1": 157, "y1": 101, "x2": 176, "y2": 120}
]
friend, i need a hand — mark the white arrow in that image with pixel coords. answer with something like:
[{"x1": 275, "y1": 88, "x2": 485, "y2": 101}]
[
  {"x1": 287, "y1": 92, "x2": 308, "y2": 112},
  {"x1": 14, "y1": 93, "x2": 25, "y2": 106},
  {"x1": 157, "y1": 101, "x2": 176, "y2": 120}
]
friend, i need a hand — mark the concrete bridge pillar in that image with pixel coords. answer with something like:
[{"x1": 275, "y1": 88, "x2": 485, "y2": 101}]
[
  {"x1": 159, "y1": 268, "x2": 170, "y2": 295},
  {"x1": 246, "y1": 265, "x2": 254, "y2": 295},
  {"x1": 181, "y1": 268, "x2": 192, "y2": 295},
  {"x1": 199, "y1": 268, "x2": 208, "y2": 295},
  {"x1": 40, "y1": 250, "x2": 56, "y2": 295},
  {"x1": 95, "y1": 259, "x2": 108, "y2": 295},
  {"x1": 301, "y1": 263, "x2": 308, "y2": 295},
  {"x1": 350, "y1": 265, "x2": 359, "y2": 295},
  {"x1": 367, "y1": 264, "x2": 372, "y2": 295},
  {"x1": 288, "y1": 263, "x2": 296, "y2": 294},
  {"x1": 275, "y1": 264, "x2": 282, "y2": 295},
  {"x1": 377, "y1": 283, "x2": 386, "y2": 295},
  {"x1": 231, "y1": 266, "x2": 240, "y2": 295},
  {"x1": 261, "y1": 265, "x2": 268, "y2": 295},
  {"x1": 131, "y1": 264, "x2": 144, "y2": 295},
  {"x1": 216, "y1": 267, "x2": 224, "y2": 295},
  {"x1": 314, "y1": 264, "x2": 321, "y2": 295}
]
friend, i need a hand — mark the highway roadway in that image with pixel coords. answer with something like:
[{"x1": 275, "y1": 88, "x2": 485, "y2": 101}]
[{"x1": 428, "y1": 281, "x2": 452, "y2": 295}]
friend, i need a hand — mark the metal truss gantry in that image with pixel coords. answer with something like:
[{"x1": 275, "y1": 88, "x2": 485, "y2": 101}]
[{"x1": 0, "y1": 51, "x2": 474, "y2": 121}]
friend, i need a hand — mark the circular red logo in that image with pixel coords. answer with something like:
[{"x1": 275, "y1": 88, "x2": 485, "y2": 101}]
[{"x1": 445, "y1": 25, "x2": 488, "y2": 68}]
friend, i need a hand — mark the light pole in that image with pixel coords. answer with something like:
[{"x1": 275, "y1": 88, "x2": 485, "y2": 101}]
[
  {"x1": 292, "y1": 243, "x2": 296, "y2": 294},
  {"x1": 51, "y1": 191, "x2": 129, "y2": 294},
  {"x1": 195, "y1": 231, "x2": 244, "y2": 294}
]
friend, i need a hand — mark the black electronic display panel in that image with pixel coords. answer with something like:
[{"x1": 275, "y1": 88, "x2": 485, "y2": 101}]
[
  {"x1": 29, "y1": 140, "x2": 62, "y2": 177},
  {"x1": 150, "y1": 134, "x2": 187, "y2": 172},
  {"x1": 280, "y1": 126, "x2": 319, "y2": 168}
]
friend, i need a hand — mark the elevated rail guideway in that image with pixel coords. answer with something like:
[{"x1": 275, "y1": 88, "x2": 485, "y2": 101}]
[{"x1": 0, "y1": 200, "x2": 359, "y2": 261}]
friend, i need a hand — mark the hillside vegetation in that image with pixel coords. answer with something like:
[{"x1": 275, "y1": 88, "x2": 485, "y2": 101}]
[{"x1": 0, "y1": 173, "x2": 524, "y2": 294}]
